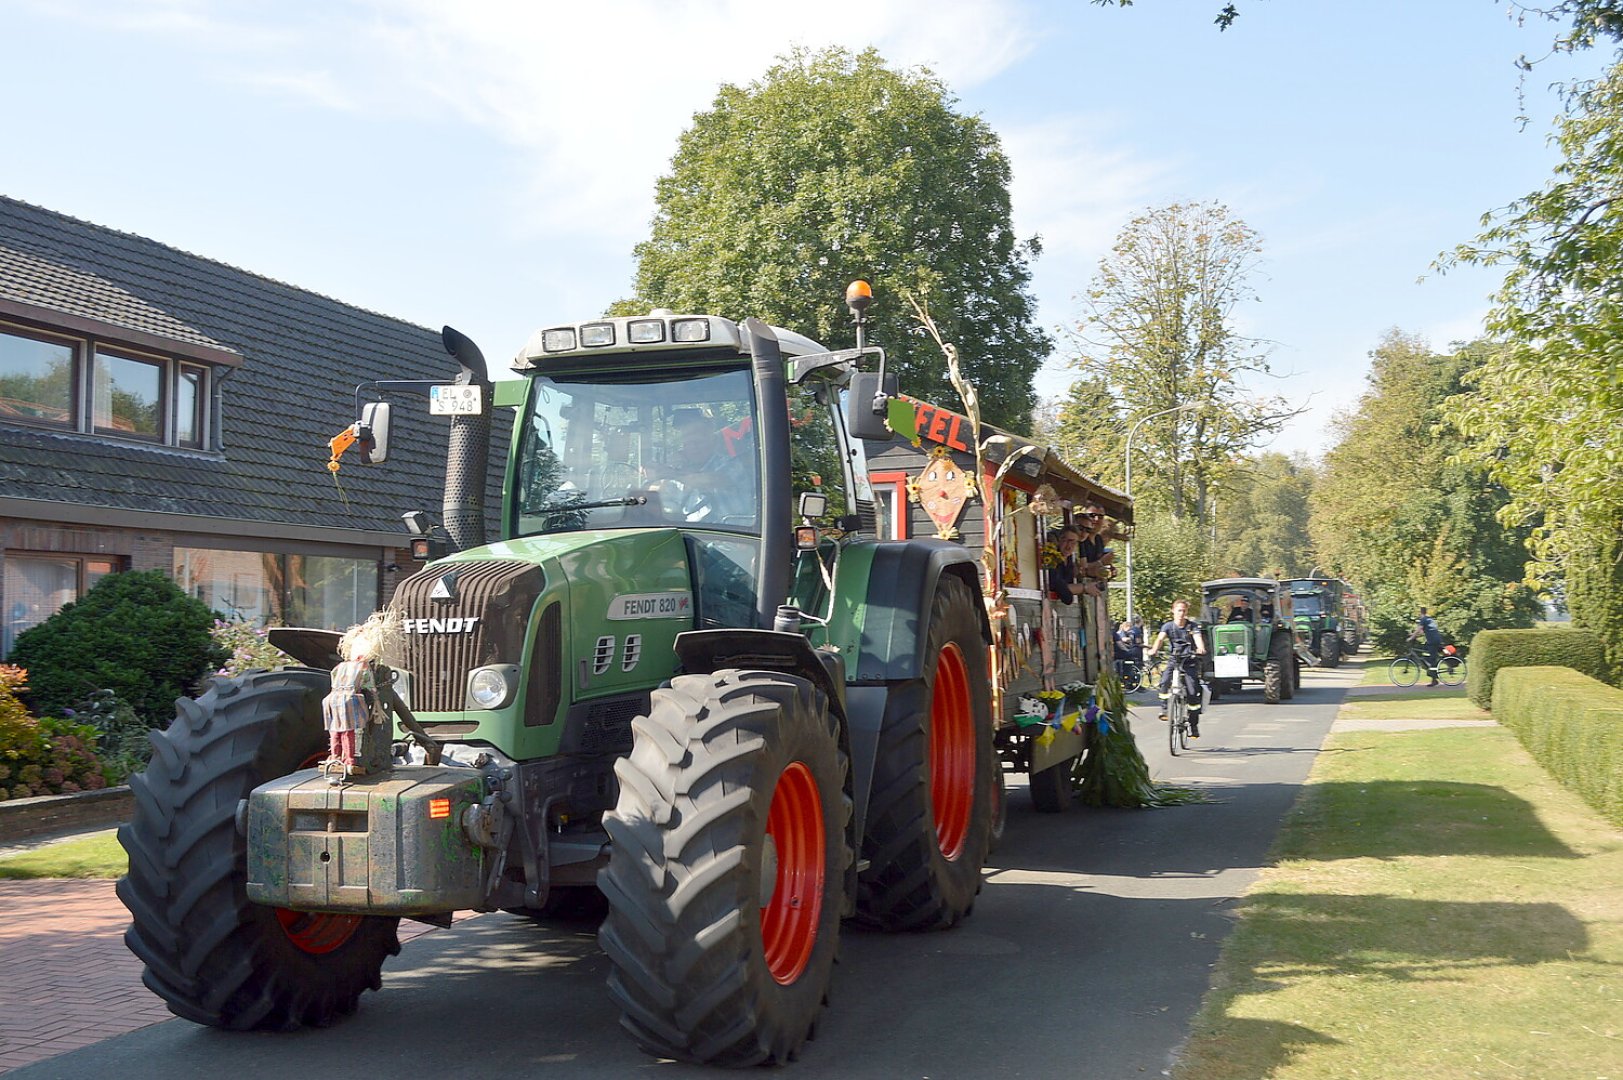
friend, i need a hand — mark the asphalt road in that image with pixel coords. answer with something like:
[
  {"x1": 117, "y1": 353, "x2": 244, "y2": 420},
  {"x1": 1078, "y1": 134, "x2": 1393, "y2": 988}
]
[{"x1": 15, "y1": 664, "x2": 1360, "y2": 1080}]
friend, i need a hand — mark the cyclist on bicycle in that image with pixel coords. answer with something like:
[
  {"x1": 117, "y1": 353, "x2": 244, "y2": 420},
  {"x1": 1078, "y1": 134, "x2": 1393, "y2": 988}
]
[
  {"x1": 1409, "y1": 607, "x2": 1443, "y2": 687},
  {"x1": 1146, "y1": 598, "x2": 1208, "y2": 737}
]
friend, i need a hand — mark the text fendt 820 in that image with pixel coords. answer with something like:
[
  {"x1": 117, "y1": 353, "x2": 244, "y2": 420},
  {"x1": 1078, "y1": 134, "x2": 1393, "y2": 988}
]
[{"x1": 117, "y1": 285, "x2": 997, "y2": 1066}]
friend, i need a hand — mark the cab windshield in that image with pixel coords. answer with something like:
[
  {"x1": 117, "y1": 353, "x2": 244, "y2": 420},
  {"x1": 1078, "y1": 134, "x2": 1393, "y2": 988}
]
[
  {"x1": 513, "y1": 365, "x2": 760, "y2": 535},
  {"x1": 1291, "y1": 594, "x2": 1325, "y2": 615}
]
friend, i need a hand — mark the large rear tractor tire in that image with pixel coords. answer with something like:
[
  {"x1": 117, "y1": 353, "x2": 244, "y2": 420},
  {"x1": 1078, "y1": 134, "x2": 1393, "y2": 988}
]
[
  {"x1": 1321, "y1": 634, "x2": 1342, "y2": 668},
  {"x1": 117, "y1": 669, "x2": 401, "y2": 1031},
  {"x1": 857, "y1": 576, "x2": 994, "y2": 931},
  {"x1": 1262, "y1": 658, "x2": 1284, "y2": 704},
  {"x1": 598, "y1": 670, "x2": 850, "y2": 1067}
]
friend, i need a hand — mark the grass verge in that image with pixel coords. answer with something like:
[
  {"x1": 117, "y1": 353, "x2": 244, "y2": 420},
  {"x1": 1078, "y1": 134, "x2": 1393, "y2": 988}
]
[
  {"x1": 1173, "y1": 691, "x2": 1623, "y2": 1078},
  {"x1": 0, "y1": 830, "x2": 125, "y2": 879},
  {"x1": 1336, "y1": 689, "x2": 1489, "y2": 723}
]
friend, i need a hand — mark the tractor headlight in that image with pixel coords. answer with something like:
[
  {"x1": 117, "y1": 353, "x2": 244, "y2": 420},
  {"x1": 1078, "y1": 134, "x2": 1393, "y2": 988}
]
[
  {"x1": 541, "y1": 328, "x2": 577, "y2": 352},
  {"x1": 467, "y1": 665, "x2": 519, "y2": 710}
]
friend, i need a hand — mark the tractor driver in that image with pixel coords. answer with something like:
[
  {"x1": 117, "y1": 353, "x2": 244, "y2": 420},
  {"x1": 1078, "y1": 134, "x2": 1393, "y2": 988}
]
[
  {"x1": 1227, "y1": 595, "x2": 1255, "y2": 623},
  {"x1": 662, "y1": 408, "x2": 754, "y2": 523}
]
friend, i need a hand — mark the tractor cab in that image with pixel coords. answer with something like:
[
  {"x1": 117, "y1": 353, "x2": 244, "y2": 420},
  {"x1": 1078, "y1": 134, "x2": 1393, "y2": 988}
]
[{"x1": 1200, "y1": 577, "x2": 1298, "y2": 704}]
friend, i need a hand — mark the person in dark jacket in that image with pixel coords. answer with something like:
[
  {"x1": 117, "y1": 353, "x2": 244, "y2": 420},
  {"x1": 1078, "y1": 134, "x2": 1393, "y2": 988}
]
[
  {"x1": 1146, "y1": 598, "x2": 1208, "y2": 737},
  {"x1": 1409, "y1": 607, "x2": 1444, "y2": 686}
]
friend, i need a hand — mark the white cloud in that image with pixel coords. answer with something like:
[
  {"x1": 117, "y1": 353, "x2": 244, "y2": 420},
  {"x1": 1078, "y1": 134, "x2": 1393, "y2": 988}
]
[{"x1": 34, "y1": 0, "x2": 1034, "y2": 243}]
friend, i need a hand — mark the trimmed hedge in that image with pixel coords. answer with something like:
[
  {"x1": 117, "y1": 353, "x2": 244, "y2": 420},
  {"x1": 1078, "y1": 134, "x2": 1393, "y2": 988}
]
[
  {"x1": 1465, "y1": 628, "x2": 1609, "y2": 708},
  {"x1": 1493, "y1": 666, "x2": 1623, "y2": 828}
]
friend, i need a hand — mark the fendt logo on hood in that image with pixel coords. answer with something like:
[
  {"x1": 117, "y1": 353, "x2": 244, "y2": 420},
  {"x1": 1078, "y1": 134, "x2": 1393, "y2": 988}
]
[{"x1": 402, "y1": 617, "x2": 480, "y2": 635}]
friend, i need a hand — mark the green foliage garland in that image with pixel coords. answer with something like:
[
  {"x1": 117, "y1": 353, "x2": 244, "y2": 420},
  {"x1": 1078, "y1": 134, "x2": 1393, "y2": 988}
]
[{"x1": 1075, "y1": 671, "x2": 1200, "y2": 807}]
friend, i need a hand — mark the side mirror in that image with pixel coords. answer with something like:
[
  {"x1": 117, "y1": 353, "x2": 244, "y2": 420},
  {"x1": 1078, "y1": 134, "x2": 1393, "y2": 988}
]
[
  {"x1": 360, "y1": 401, "x2": 391, "y2": 464},
  {"x1": 846, "y1": 371, "x2": 898, "y2": 441}
]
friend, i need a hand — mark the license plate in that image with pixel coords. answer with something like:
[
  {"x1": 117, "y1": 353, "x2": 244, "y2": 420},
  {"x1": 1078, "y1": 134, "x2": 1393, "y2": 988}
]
[
  {"x1": 1214, "y1": 654, "x2": 1249, "y2": 679},
  {"x1": 429, "y1": 384, "x2": 483, "y2": 415}
]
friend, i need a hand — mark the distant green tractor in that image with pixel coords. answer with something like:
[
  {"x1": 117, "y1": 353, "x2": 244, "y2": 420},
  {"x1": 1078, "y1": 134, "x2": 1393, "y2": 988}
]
[
  {"x1": 1282, "y1": 576, "x2": 1346, "y2": 668},
  {"x1": 1199, "y1": 578, "x2": 1299, "y2": 705}
]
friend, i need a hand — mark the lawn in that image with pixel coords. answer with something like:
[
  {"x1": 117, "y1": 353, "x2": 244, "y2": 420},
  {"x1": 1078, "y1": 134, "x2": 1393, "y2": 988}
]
[
  {"x1": 0, "y1": 830, "x2": 125, "y2": 879},
  {"x1": 1173, "y1": 695, "x2": 1623, "y2": 1078}
]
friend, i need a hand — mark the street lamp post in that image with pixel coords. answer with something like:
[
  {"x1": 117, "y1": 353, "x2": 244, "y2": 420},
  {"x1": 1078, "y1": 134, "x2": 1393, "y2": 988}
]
[{"x1": 1124, "y1": 402, "x2": 1200, "y2": 628}]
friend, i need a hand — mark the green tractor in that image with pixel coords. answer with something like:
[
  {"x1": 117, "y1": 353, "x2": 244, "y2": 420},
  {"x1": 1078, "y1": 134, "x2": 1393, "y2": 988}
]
[
  {"x1": 117, "y1": 286, "x2": 996, "y2": 1066},
  {"x1": 1199, "y1": 577, "x2": 1299, "y2": 705},
  {"x1": 1282, "y1": 576, "x2": 1346, "y2": 668}
]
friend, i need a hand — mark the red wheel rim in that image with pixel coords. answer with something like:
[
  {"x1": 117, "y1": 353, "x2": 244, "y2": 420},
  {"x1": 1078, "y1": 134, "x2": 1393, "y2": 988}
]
[
  {"x1": 929, "y1": 642, "x2": 975, "y2": 861},
  {"x1": 275, "y1": 907, "x2": 365, "y2": 954},
  {"x1": 271, "y1": 748, "x2": 364, "y2": 955},
  {"x1": 761, "y1": 760, "x2": 825, "y2": 986}
]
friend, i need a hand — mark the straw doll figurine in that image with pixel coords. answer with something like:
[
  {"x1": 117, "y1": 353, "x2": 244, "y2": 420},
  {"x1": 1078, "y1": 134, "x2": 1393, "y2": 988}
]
[{"x1": 321, "y1": 611, "x2": 402, "y2": 783}]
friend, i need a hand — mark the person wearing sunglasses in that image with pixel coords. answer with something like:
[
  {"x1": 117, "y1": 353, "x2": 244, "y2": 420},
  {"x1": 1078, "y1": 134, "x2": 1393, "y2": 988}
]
[{"x1": 1073, "y1": 504, "x2": 1116, "y2": 586}]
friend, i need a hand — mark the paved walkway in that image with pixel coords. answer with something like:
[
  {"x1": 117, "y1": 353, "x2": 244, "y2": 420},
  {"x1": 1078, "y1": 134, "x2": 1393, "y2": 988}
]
[
  {"x1": 0, "y1": 859, "x2": 446, "y2": 1075},
  {"x1": 0, "y1": 879, "x2": 170, "y2": 1072}
]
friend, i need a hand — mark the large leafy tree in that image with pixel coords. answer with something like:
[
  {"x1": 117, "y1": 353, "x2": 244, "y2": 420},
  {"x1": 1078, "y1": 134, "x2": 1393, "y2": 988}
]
[
  {"x1": 1442, "y1": 57, "x2": 1623, "y2": 671},
  {"x1": 630, "y1": 47, "x2": 1048, "y2": 431},
  {"x1": 1211, "y1": 452, "x2": 1317, "y2": 580},
  {"x1": 1032, "y1": 377, "x2": 1126, "y2": 488},
  {"x1": 1067, "y1": 201, "x2": 1297, "y2": 522},
  {"x1": 1311, "y1": 333, "x2": 1541, "y2": 651}
]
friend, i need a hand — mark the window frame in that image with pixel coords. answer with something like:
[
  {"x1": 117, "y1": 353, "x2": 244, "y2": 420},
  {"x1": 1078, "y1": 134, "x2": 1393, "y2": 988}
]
[
  {"x1": 0, "y1": 318, "x2": 214, "y2": 450},
  {"x1": 0, "y1": 323, "x2": 82, "y2": 431},
  {"x1": 92, "y1": 344, "x2": 168, "y2": 442},
  {"x1": 1, "y1": 552, "x2": 124, "y2": 658}
]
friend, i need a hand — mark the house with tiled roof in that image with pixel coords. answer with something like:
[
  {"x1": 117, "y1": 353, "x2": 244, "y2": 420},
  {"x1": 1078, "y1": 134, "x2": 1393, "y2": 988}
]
[{"x1": 0, "y1": 195, "x2": 506, "y2": 656}]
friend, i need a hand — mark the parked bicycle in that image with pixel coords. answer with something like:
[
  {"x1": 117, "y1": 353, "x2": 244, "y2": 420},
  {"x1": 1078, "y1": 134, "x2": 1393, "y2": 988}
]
[
  {"x1": 1114, "y1": 655, "x2": 1146, "y2": 693},
  {"x1": 1390, "y1": 643, "x2": 1466, "y2": 687}
]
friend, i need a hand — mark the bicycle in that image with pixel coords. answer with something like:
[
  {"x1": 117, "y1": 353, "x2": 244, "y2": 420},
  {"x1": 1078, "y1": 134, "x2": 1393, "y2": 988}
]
[
  {"x1": 1114, "y1": 655, "x2": 1145, "y2": 693},
  {"x1": 1156, "y1": 645, "x2": 1198, "y2": 755},
  {"x1": 1389, "y1": 643, "x2": 1466, "y2": 687}
]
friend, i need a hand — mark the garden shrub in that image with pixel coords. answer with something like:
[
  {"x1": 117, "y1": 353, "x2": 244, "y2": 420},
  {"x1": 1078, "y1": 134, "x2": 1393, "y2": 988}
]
[
  {"x1": 211, "y1": 619, "x2": 293, "y2": 678},
  {"x1": 0, "y1": 666, "x2": 108, "y2": 800},
  {"x1": 1493, "y1": 665, "x2": 1623, "y2": 828},
  {"x1": 68, "y1": 688, "x2": 152, "y2": 783},
  {"x1": 1465, "y1": 627, "x2": 1608, "y2": 708},
  {"x1": 8, "y1": 569, "x2": 226, "y2": 725}
]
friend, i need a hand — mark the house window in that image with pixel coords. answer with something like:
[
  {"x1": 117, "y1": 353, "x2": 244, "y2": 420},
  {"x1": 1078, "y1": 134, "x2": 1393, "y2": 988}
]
[
  {"x1": 174, "y1": 548, "x2": 379, "y2": 632},
  {"x1": 93, "y1": 349, "x2": 163, "y2": 440},
  {"x1": 176, "y1": 365, "x2": 205, "y2": 448},
  {"x1": 0, "y1": 323, "x2": 212, "y2": 449},
  {"x1": 869, "y1": 471, "x2": 910, "y2": 539},
  {"x1": 0, "y1": 328, "x2": 77, "y2": 428},
  {"x1": 2, "y1": 554, "x2": 120, "y2": 657}
]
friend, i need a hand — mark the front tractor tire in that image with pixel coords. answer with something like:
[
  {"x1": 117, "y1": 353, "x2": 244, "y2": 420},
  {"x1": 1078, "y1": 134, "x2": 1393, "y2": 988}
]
[
  {"x1": 857, "y1": 575, "x2": 994, "y2": 931},
  {"x1": 117, "y1": 669, "x2": 401, "y2": 1030},
  {"x1": 1321, "y1": 634, "x2": 1343, "y2": 668},
  {"x1": 598, "y1": 670, "x2": 851, "y2": 1067},
  {"x1": 1263, "y1": 658, "x2": 1284, "y2": 704}
]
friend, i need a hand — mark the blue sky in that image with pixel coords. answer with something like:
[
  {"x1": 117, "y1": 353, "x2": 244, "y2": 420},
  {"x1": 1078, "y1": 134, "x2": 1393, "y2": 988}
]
[{"x1": 2, "y1": 0, "x2": 1605, "y2": 457}]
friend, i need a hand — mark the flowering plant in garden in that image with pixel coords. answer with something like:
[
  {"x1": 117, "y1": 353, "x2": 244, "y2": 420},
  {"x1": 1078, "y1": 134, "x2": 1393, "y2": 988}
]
[
  {"x1": 0, "y1": 665, "x2": 110, "y2": 799},
  {"x1": 211, "y1": 619, "x2": 293, "y2": 678}
]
